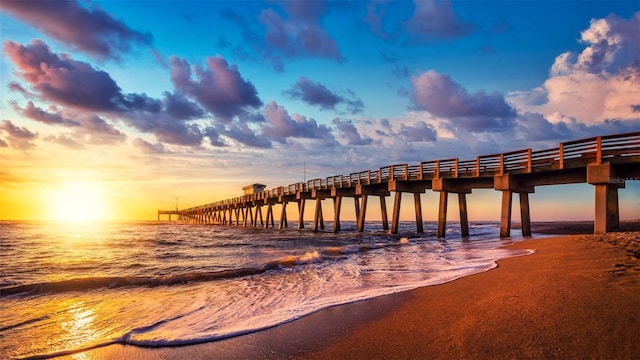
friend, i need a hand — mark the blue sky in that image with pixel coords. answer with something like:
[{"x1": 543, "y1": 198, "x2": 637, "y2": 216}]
[{"x1": 0, "y1": 0, "x2": 638, "y2": 221}]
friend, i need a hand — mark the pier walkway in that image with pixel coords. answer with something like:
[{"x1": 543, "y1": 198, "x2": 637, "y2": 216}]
[{"x1": 158, "y1": 132, "x2": 639, "y2": 238}]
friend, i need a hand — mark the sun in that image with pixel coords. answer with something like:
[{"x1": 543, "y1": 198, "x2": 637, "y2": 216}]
[{"x1": 47, "y1": 181, "x2": 109, "y2": 222}]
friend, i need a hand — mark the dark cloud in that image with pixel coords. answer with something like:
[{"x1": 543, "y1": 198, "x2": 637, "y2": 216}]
[
  {"x1": 222, "y1": 1, "x2": 341, "y2": 71},
  {"x1": 517, "y1": 113, "x2": 640, "y2": 142},
  {"x1": 0, "y1": 120, "x2": 38, "y2": 149},
  {"x1": 13, "y1": 101, "x2": 80, "y2": 126},
  {"x1": 132, "y1": 138, "x2": 167, "y2": 154},
  {"x1": 332, "y1": 118, "x2": 372, "y2": 145},
  {"x1": 124, "y1": 112, "x2": 204, "y2": 146},
  {"x1": 4, "y1": 40, "x2": 216, "y2": 147},
  {"x1": 285, "y1": 77, "x2": 364, "y2": 114},
  {"x1": 5, "y1": 40, "x2": 125, "y2": 111},
  {"x1": 411, "y1": 70, "x2": 517, "y2": 132},
  {"x1": 262, "y1": 101, "x2": 335, "y2": 144},
  {"x1": 203, "y1": 126, "x2": 227, "y2": 147},
  {"x1": 0, "y1": 0, "x2": 152, "y2": 60},
  {"x1": 14, "y1": 101, "x2": 126, "y2": 145},
  {"x1": 285, "y1": 77, "x2": 341, "y2": 109},
  {"x1": 404, "y1": 0, "x2": 474, "y2": 40},
  {"x1": 259, "y1": 0, "x2": 341, "y2": 61},
  {"x1": 222, "y1": 123, "x2": 272, "y2": 148},
  {"x1": 169, "y1": 56, "x2": 262, "y2": 122},
  {"x1": 398, "y1": 121, "x2": 437, "y2": 142},
  {"x1": 162, "y1": 92, "x2": 205, "y2": 120}
]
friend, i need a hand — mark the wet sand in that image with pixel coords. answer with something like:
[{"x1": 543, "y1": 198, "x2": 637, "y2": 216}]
[{"x1": 67, "y1": 228, "x2": 640, "y2": 359}]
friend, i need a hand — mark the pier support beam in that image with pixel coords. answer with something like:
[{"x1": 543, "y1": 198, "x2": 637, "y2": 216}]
[
  {"x1": 333, "y1": 196, "x2": 342, "y2": 233},
  {"x1": 499, "y1": 190, "x2": 513, "y2": 238},
  {"x1": 357, "y1": 195, "x2": 368, "y2": 232},
  {"x1": 279, "y1": 202, "x2": 288, "y2": 229},
  {"x1": 494, "y1": 175, "x2": 535, "y2": 238},
  {"x1": 433, "y1": 178, "x2": 472, "y2": 239},
  {"x1": 414, "y1": 193, "x2": 423, "y2": 234},
  {"x1": 391, "y1": 192, "x2": 402, "y2": 234},
  {"x1": 380, "y1": 196, "x2": 388, "y2": 232},
  {"x1": 458, "y1": 193, "x2": 469, "y2": 238},
  {"x1": 588, "y1": 163, "x2": 622, "y2": 234},
  {"x1": 437, "y1": 191, "x2": 448, "y2": 238},
  {"x1": 313, "y1": 198, "x2": 325, "y2": 232},
  {"x1": 297, "y1": 199, "x2": 306, "y2": 230}
]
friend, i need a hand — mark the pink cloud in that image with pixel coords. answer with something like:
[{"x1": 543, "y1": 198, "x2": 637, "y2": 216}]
[{"x1": 0, "y1": 0, "x2": 151, "y2": 60}]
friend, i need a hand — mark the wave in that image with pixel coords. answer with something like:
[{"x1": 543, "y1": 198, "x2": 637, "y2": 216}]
[{"x1": 1, "y1": 238, "x2": 412, "y2": 298}]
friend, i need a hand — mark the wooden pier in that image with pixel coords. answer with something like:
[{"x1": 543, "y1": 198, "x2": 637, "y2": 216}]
[{"x1": 158, "y1": 132, "x2": 640, "y2": 237}]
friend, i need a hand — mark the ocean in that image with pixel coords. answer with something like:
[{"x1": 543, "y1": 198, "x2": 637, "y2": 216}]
[{"x1": 0, "y1": 220, "x2": 533, "y2": 359}]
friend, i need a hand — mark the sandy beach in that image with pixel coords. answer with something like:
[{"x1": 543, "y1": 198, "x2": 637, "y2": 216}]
[{"x1": 65, "y1": 228, "x2": 640, "y2": 360}]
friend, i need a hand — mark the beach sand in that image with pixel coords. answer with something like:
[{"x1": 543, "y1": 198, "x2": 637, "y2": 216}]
[{"x1": 66, "y1": 229, "x2": 640, "y2": 360}]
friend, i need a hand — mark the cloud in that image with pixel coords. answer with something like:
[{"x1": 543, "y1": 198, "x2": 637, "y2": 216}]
[
  {"x1": 132, "y1": 138, "x2": 167, "y2": 154},
  {"x1": 259, "y1": 0, "x2": 342, "y2": 61},
  {"x1": 551, "y1": 13, "x2": 640, "y2": 76},
  {"x1": 404, "y1": 0, "x2": 474, "y2": 40},
  {"x1": 3, "y1": 40, "x2": 149, "y2": 112},
  {"x1": 398, "y1": 120, "x2": 437, "y2": 142},
  {"x1": 0, "y1": 120, "x2": 38, "y2": 149},
  {"x1": 169, "y1": 56, "x2": 262, "y2": 122},
  {"x1": 13, "y1": 101, "x2": 80, "y2": 126},
  {"x1": 44, "y1": 133, "x2": 83, "y2": 149},
  {"x1": 509, "y1": 12, "x2": 640, "y2": 125},
  {"x1": 222, "y1": 1, "x2": 341, "y2": 71},
  {"x1": 12, "y1": 101, "x2": 126, "y2": 145},
  {"x1": 0, "y1": 0, "x2": 152, "y2": 60},
  {"x1": 162, "y1": 92, "x2": 205, "y2": 120},
  {"x1": 262, "y1": 101, "x2": 335, "y2": 144},
  {"x1": 221, "y1": 123, "x2": 272, "y2": 148},
  {"x1": 4, "y1": 40, "x2": 217, "y2": 147},
  {"x1": 332, "y1": 118, "x2": 373, "y2": 145},
  {"x1": 410, "y1": 70, "x2": 517, "y2": 132},
  {"x1": 285, "y1": 77, "x2": 364, "y2": 114}
]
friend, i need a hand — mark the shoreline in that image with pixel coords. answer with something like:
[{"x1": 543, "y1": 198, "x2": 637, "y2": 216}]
[{"x1": 62, "y1": 229, "x2": 639, "y2": 359}]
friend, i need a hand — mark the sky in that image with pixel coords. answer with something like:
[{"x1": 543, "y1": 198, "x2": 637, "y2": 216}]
[{"x1": 0, "y1": 0, "x2": 638, "y2": 222}]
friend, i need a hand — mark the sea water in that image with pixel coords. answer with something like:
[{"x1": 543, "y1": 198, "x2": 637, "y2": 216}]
[{"x1": 0, "y1": 221, "x2": 533, "y2": 359}]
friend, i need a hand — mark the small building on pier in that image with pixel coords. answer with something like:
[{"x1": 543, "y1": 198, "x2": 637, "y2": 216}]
[{"x1": 243, "y1": 183, "x2": 266, "y2": 195}]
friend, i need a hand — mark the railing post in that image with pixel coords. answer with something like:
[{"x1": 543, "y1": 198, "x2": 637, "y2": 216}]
[
  {"x1": 596, "y1": 136, "x2": 602, "y2": 164},
  {"x1": 476, "y1": 156, "x2": 480, "y2": 177},
  {"x1": 454, "y1": 158, "x2": 459, "y2": 178},
  {"x1": 435, "y1": 160, "x2": 440, "y2": 178},
  {"x1": 527, "y1": 149, "x2": 532, "y2": 173},
  {"x1": 499, "y1": 154, "x2": 504, "y2": 175},
  {"x1": 559, "y1": 143, "x2": 564, "y2": 169}
]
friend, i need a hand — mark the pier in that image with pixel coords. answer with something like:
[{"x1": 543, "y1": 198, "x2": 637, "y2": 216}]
[{"x1": 158, "y1": 132, "x2": 639, "y2": 237}]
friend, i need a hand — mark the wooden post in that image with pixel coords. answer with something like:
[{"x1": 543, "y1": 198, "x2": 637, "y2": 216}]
[
  {"x1": 297, "y1": 199, "x2": 306, "y2": 230},
  {"x1": 458, "y1": 193, "x2": 469, "y2": 238},
  {"x1": 558, "y1": 143, "x2": 564, "y2": 169},
  {"x1": 319, "y1": 202, "x2": 325, "y2": 230},
  {"x1": 500, "y1": 190, "x2": 512, "y2": 238},
  {"x1": 414, "y1": 193, "x2": 423, "y2": 233},
  {"x1": 380, "y1": 195, "x2": 389, "y2": 231},
  {"x1": 256, "y1": 205, "x2": 263, "y2": 227},
  {"x1": 279, "y1": 202, "x2": 287, "y2": 229},
  {"x1": 519, "y1": 192, "x2": 531, "y2": 236},
  {"x1": 354, "y1": 197, "x2": 360, "y2": 220},
  {"x1": 357, "y1": 194, "x2": 368, "y2": 232},
  {"x1": 437, "y1": 191, "x2": 448, "y2": 238},
  {"x1": 333, "y1": 196, "x2": 342, "y2": 233},
  {"x1": 313, "y1": 198, "x2": 322, "y2": 232},
  {"x1": 391, "y1": 192, "x2": 402, "y2": 234}
]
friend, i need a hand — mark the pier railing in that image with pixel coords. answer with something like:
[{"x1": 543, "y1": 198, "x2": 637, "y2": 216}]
[{"x1": 177, "y1": 131, "x2": 640, "y2": 213}]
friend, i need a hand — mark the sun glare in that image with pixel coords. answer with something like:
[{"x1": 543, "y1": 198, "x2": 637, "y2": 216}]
[{"x1": 47, "y1": 182, "x2": 109, "y2": 222}]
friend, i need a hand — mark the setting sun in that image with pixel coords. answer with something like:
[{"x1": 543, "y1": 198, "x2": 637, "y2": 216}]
[{"x1": 47, "y1": 182, "x2": 109, "y2": 222}]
